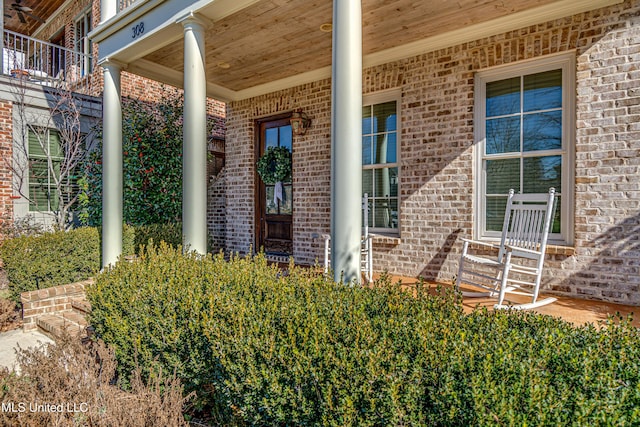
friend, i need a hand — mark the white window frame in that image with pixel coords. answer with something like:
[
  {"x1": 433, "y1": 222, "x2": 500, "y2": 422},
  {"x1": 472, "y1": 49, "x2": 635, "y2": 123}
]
[
  {"x1": 28, "y1": 128, "x2": 63, "y2": 213},
  {"x1": 362, "y1": 89, "x2": 401, "y2": 235},
  {"x1": 474, "y1": 52, "x2": 575, "y2": 245},
  {"x1": 74, "y1": 8, "x2": 92, "y2": 77}
]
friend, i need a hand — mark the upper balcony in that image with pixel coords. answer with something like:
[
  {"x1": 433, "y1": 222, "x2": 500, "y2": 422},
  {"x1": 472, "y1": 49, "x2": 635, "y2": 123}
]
[{"x1": 2, "y1": 30, "x2": 95, "y2": 93}]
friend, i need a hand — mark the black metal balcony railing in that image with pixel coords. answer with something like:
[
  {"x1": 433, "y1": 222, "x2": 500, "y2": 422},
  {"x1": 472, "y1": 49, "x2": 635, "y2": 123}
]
[{"x1": 2, "y1": 30, "x2": 94, "y2": 88}]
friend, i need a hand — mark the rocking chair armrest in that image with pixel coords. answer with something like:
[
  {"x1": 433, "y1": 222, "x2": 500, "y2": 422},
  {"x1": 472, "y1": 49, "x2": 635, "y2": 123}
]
[
  {"x1": 461, "y1": 238, "x2": 501, "y2": 251},
  {"x1": 504, "y1": 244, "x2": 542, "y2": 257}
]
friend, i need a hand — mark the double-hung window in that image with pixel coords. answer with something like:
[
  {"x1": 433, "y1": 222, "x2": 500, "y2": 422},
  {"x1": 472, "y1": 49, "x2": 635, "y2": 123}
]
[
  {"x1": 475, "y1": 53, "x2": 574, "y2": 244},
  {"x1": 29, "y1": 129, "x2": 63, "y2": 212},
  {"x1": 362, "y1": 92, "x2": 400, "y2": 233},
  {"x1": 74, "y1": 9, "x2": 93, "y2": 77}
]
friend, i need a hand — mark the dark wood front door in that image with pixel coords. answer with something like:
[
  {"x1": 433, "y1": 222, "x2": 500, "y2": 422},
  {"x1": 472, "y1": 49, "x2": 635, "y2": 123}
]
[{"x1": 256, "y1": 117, "x2": 293, "y2": 255}]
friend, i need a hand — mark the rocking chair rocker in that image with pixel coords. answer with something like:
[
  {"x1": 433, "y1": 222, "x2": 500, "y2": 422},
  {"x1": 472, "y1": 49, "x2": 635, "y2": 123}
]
[{"x1": 456, "y1": 188, "x2": 557, "y2": 310}]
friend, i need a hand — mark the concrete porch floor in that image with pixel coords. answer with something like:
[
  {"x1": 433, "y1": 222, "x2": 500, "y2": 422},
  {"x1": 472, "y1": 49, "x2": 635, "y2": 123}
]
[{"x1": 378, "y1": 274, "x2": 639, "y2": 327}]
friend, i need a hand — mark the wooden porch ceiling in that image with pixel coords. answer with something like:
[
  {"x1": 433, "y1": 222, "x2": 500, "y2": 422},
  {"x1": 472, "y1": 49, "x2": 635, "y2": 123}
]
[
  {"x1": 3, "y1": 0, "x2": 67, "y2": 36},
  {"x1": 142, "y1": 0, "x2": 562, "y2": 93}
]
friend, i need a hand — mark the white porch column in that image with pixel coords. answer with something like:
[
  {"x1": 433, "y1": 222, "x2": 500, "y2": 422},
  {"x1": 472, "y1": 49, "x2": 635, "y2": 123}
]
[
  {"x1": 180, "y1": 15, "x2": 208, "y2": 254},
  {"x1": 100, "y1": 0, "x2": 118, "y2": 23},
  {"x1": 101, "y1": 60, "x2": 123, "y2": 268},
  {"x1": 331, "y1": 0, "x2": 363, "y2": 284}
]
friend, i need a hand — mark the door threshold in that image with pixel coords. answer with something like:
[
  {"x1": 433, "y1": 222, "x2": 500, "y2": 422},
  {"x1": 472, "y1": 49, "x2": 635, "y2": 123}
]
[{"x1": 265, "y1": 253, "x2": 291, "y2": 264}]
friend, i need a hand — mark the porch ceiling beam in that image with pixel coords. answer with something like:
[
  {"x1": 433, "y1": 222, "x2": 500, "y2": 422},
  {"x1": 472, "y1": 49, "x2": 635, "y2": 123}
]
[{"x1": 128, "y1": 59, "x2": 238, "y2": 102}]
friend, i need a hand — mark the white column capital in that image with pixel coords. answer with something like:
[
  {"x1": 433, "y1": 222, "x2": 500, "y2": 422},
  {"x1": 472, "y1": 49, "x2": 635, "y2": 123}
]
[
  {"x1": 98, "y1": 57, "x2": 127, "y2": 71},
  {"x1": 176, "y1": 11, "x2": 212, "y2": 30}
]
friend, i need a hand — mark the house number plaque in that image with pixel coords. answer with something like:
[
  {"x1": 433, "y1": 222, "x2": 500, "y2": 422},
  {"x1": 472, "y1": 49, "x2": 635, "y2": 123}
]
[{"x1": 132, "y1": 22, "x2": 145, "y2": 39}]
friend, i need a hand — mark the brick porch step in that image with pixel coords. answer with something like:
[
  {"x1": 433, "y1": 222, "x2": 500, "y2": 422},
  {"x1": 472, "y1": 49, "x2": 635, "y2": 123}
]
[
  {"x1": 36, "y1": 313, "x2": 87, "y2": 338},
  {"x1": 71, "y1": 298, "x2": 91, "y2": 315}
]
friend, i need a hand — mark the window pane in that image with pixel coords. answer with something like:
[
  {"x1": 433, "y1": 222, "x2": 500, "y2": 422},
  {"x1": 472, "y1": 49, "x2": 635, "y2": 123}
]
[
  {"x1": 362, "y1": 169, "x2": 373, "y2": 197},
  {"x1": 523, "y1": 111, "x2": 562, "y2": 152},
  {"x1": 486, "y1": 77, "x2": 520, "y2": 117},
  {"x1": 372, "y1": 101, "x2": 397, "y2": 132},
  {"x1": 280, "y1": 184, "x2": 293, "y2": 215},
  {"x1": 486, "y1": 196, "x2": 507, "y2": 231},
  {"x1": 265, "y1": 128, "x2": 278, "y2": 149},
  {"x1": 265, "y1": 186, "x2": 277, "y2": 214},
  {"x1": 486, "y1": 117, "x2": 520, "y2": 154},
  {"x1": 486, "y1": 159, "x2": 520, "y2": 194},
  {"x1": 362, "y1": 136, "x2": 373, "y2": 165},
  {"x1": 279, "y1": 125, "x2": 292, "y2": 150},
  {"x1": 49, "y1": 131, "x2": 63, "y2": 158},
  {"x1": 30, "y1": 158, "x2": 48, "y2": 181},
  {"x1": 50, "y1": 188, "x2": 60, "y2": 211},
  {"x1": 523, "y1": 156, "x2": 562, "y2": 194},
  {"x1": 373, "y1": 198, "x2": 398, "y2": 229},
  {"x1": 374, "y1": 167, "x2": 398, "y2": 198},
  {"x1": 551, "y1": 195, "x2": 561, "y2": 234},
  {"x1": 28, "y1": 131, "x2": 45, "y2": 157},
  {"x1": 29, "y1": 184, "x2": 49, "y2": 212},
  {"x1": 374, "y1": 133, "x2": 396, "y2": 164},
  {"x1": 362, "y1": 106, "x2": 372, "y2": 135},
  {"x1": 524, "y1": 69, "x2": 562, "y2": 112}
]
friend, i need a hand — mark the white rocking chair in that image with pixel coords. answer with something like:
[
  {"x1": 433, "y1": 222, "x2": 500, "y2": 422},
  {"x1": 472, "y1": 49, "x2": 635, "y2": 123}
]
[
  {"x1": 323, "y1": 194, "x2": 374, "y2": 283},
  {"x1": 456, "y1": 188, "x2": 557, "y2": 310}
]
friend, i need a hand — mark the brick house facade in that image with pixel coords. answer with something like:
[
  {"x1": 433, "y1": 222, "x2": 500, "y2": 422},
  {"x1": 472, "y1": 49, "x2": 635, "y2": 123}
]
[
  {"x1": 0, "y1": 0, "x2": 226, "y2": 232},
  {"x1": 224, "y1": 0, "x2": 640, "y2": 304}
]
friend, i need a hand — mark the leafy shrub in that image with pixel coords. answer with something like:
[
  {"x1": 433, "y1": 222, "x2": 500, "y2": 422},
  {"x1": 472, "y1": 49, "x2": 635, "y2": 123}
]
[
  {"x1": 133, "y1": 222, "x2": 182, "y2": 254},
  {"x1": 80, "y1": 93, "x2": 185, "y2": 227},
  {"x1": 0, "y1": 225, "x2": 136, "y2": 301},
  {"x1": 0, "y1": 334, "x2": 190, "y2": 426},
  {"x1": 0, "y1": 227, "x2": 101, "y2": 301},
  {"x1": 87, "y1": 245, "x2": 640, "y2": 426}
]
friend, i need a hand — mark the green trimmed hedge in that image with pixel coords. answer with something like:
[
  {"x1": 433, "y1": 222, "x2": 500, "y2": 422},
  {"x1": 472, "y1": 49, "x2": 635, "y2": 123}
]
[
  {"x1": 0, "y1": 224, "x2": 182, "y2": 301},
  {"x1": 87, "y1": 244, "x2": 640, "y2": 426},
  {"x1": 132, "y1": 222, "x2": 182, "y2": 253},
  {"x1": 0, "y1": 227, "x2": 102, "y2": 301}
]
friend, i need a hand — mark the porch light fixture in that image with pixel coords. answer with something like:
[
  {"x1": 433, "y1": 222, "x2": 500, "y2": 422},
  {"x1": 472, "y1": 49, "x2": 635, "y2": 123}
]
[{"x1": 290, "y1": 110, "x2": 311, "y2": 136}]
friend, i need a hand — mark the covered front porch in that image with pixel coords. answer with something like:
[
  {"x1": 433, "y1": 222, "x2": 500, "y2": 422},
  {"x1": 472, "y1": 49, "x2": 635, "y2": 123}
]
[{"x1": 90, "y1": 0, "x2": 640, "y2": 304}]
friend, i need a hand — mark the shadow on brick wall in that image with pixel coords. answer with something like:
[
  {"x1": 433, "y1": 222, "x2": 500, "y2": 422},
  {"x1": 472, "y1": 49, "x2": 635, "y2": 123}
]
[
  {"x1": 419, "y1": 228, "x2": 462, "y2": 283},
  {"x1": 561, "y1": 212, "x2": 640, "y2": 302}
]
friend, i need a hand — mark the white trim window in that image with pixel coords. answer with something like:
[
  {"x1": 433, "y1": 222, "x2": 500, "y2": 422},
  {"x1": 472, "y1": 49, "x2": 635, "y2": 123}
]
[
  {"x1": 28, "y1": 129, "x2": 63, "y2": 212},
  {"x1": 475, "y1": 53, "x2": 575, "y2": 244},
  {"x1": 362, "y1": 91, "x2": 400, "y2": 234},
  {"x1": 74, "y1": 8, "x2": 93, "y2": 77}
]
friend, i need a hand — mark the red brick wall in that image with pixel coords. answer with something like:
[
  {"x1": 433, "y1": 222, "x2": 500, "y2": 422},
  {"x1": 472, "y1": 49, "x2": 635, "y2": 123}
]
[
  {"x1": 35, "y1": 0, "x2": 226, "y2": 139},
  {"x1": 15, "y1": 0, "x2": 240, "y2": 246},
  {"x1": 226, "y1": 0, "x2": 640, "y2": 304},
  {"x1": 0, "y1": 100, "x2": 13, "y2": 237}
]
